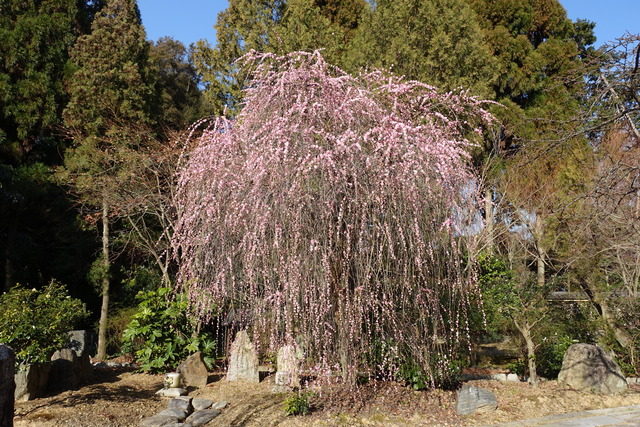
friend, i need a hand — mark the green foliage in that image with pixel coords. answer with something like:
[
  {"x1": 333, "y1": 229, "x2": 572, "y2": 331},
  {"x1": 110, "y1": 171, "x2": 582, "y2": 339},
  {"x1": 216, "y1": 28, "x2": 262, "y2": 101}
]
[
  {"x1": 0, "y1": 281, "x2": 89, "y2": 366},
  {"x1": 536, "y1": 334, "x2": 573, "y2": 379},
  {"x1": 477, "y1": 252, "x2": 552, "y2": 324},
  {"x1": 88, "y1": 254, "x2": 111, "y2": 294},
  {"x1": 105, "y1": 306, "x2": 137, "y2": 356},
  {"x1": 397, "y1": 354, "x2": 464, "y2": 390},
  {"x1": 0, "y1": 0, "x2": 90, "y2": 155},
  {"x1": 191, "y1": 0, "x2": 284, "y2": 114},
  {"x1": 270, "y1": 0, "x2": 365, "y2": 69},
  {"x1": 346, "y1": 0, "x2": 497, "y2": 96},
  {"x1": 475, "y1": 251, "x2": 519, "y2": 335},
  {"x1": 118, "y1": 264, "x2": 163, "y2": 304},
  {"x1": 397, "y1": 362, "x2": 430, "y2": 390},
  {"x1": 63, "y1": 0, "x2": 155, "y2": 136},
  {"x1": 284, "y1": 390, "x2": 315, "y2": 416},
  {"x1": 506, "y1": 359, "x2": 526, "y2": 377},
  {"x1": 121, "y1": 287, "x2": 216, "y2": 373},
  {"x1": 149, "y1": 37, "x2": 209, "y2": 131}
]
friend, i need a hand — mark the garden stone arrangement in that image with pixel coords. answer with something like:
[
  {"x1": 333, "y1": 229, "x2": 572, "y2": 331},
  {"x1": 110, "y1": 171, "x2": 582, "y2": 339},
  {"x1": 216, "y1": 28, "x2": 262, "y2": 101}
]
[{"x1": 140, "y1": 397, "x2": 228, "y2": 427}]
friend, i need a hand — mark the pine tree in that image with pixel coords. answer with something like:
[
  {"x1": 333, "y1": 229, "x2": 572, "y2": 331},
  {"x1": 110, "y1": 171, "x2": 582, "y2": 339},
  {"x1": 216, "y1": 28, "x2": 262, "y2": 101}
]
[
  {"x1": 61, "y1": 0, "x2": 155, "y2": 360},
  {"x1": 270, "y1": 0, "x2": 366, "y2": 68},
  {"x1": 345, "y1": 0, "x2": 497, "y2": 96},
  {"x1": 191, "y1": 0, "x2": 284, "y2": 114},
  {"x1": 0, "y1": 0, "x2": 88, "y2": 159},
  {"x1": 150, "y1": 37, "x2": 209, "y2": 131},
  {"x1": 0, "y1": 0, "x2": 100, "y2": 292}
]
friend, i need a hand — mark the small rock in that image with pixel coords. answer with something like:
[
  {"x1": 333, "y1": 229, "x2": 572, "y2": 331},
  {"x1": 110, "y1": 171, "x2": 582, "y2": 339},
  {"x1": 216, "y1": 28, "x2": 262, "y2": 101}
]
[
  {"x1": 156, "y1": 387, "x2": 188, "y2": 397},
  {"x1": 168, "y1": 397, "x2": 193, "y2": 412},
  {"x1": 93, "y1": 361, "x2": 108, "y2": 369},
  {"x1": 191, "y1": 398, "x2": 213, "y2": 411},
  {"x1": 506, "y1": 373, "x2": 520, "y2": 381},
  {"x1": 106, "y1": 361, "x2": 122, "y2": 368},
  {"x1": 456, "y1": 384, "x2": 498, "y2": 415},
  {"x1": 211, "y1": 401, "x2": 228, "y2": 410},
  {"x1": 158, "y1": 408, "x2": 189, "y2": 420},
  {"x1": 139, "y1": 414, "x2": 179, "y2": 427},
  {"x1": 177, "y1": 352, "x2": 209, "y2": 388},
  {"x1": 186, "y1": 409, "x2": 221, "y2": 426},
  {"x1": 490, "y1": 373, "x2": 507, "y2": 381}
]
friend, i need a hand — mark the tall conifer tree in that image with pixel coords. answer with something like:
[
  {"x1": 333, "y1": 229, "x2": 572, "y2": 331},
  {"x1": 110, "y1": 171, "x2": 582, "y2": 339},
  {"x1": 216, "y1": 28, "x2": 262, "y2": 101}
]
[
  {"x1": 0, "y1": 0, "x2": 101, "y2": 291},
  {"x1": 346, "y1": 0, "x2": 497, "y2": 96},
  {"x1": 191, "y1": 0, "x2": 284, "y2": 114},
  {"x1": 62, "y1": 0, "x2": 155, "y2": 360}
]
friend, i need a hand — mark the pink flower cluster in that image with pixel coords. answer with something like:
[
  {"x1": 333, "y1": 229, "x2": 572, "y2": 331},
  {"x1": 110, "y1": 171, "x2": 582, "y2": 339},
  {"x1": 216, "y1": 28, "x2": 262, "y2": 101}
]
[{"x1": 173, "y1": 51, "x2": 494, "y2": 386}]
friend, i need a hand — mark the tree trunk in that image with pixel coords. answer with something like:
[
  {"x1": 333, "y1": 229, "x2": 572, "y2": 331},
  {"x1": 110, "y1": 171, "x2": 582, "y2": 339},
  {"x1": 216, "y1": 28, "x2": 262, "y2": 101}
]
[
  {"x1": 514, "y1": 318, "x2": 538, "y2": 384},
  {"x1": 96, "y1": 199, "x2": 110, "y2": 361},
  {"x1": 485, "y1": 187, "x2": 494, "y2": 254},
  {"x1": 534, "y1": 214, "x2": 545, "y2": 287}
]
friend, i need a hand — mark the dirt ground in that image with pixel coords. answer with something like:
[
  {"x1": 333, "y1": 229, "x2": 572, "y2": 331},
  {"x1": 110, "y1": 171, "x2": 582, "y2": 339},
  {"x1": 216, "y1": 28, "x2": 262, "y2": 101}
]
[{"x1": 13, "y1": 367, "x2": 640, "y2": 427}]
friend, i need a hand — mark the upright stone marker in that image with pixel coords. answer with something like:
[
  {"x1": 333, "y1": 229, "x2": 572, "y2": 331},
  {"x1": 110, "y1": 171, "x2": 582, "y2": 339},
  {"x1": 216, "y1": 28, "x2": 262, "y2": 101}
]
[
  {"x1": 227, "y1": 330, "x2": 259, "y2": 383},
  {"x1": 0, "y1": 345, "x2": 15, "y2": 427},
  {"x1": 275, "y1": 344, "x2": 303, "y2": 389}
]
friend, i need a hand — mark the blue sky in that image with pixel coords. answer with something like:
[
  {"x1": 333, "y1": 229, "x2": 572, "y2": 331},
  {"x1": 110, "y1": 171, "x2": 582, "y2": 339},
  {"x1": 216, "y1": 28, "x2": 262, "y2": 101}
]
[{"x1": 137, "y1": 0, "x2": 639, "y2": 49}]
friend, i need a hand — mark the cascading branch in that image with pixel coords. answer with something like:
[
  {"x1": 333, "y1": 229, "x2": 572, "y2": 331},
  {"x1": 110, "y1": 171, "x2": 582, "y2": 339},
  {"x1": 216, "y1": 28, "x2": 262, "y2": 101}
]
[{"x1": 173, "y1": 51, "x2": 494, "y2": 387}]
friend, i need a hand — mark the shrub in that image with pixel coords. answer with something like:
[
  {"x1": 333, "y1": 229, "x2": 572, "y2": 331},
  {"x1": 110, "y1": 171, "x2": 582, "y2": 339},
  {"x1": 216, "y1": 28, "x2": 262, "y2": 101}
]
[
  {"x1": 121, "y1": 287, "x2": 216, "y2": 372},
  {"x1": 284, "y1": 390, "x2": 315, "y2": 416},
  {"x1": 0, "y1": 281, "x2": 89, "y2": 366},
  {"x1": 106, "y1": 306, "x2": 137, "y2": 356},
  {"x1": 536, "y1": 334, "x2": 574, "y2": 379}
]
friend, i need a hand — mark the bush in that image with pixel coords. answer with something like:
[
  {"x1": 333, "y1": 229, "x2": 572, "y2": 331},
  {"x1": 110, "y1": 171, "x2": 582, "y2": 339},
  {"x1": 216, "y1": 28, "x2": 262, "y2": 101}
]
[
  {"x1": 536, "y1": 334, "x2": 574, "y2": 379},
  {"x1": 106, "y1": 306, "x2": 137, "y2": 356},
  {"x1": 0, "y1": 281, "x2": 89, "y2": 366},
  {"x1": 284, "y1": 390, "x2": 315, "y2": 416},
  {"x1": 121, "y1": 287, "x2": 216, "y2": 373}
]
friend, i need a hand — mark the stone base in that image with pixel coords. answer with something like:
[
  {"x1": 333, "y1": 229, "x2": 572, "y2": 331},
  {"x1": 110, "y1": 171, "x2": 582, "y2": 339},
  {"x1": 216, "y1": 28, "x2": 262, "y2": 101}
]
[{"x1": 15, "y1": 363, "x2": 52, "y2": 401}]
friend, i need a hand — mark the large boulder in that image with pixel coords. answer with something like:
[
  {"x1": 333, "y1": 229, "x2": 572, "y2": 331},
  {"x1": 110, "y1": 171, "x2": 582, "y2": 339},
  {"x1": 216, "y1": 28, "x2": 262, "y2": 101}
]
[
  {"x1": 557, "y1": 343, "x2": 627, "y2": 394},
  {"x1": 456, "y1": 384, "x2": 498, "y2": 415},
  {"x1": 48, "y1": 347, "x2": 91, "y2": 392},
  {"x1": 15, "y1": 362, "x2": 52, "y2": 401},
  {"x1": 177, "y1": 352, "x2": 208, "y2": 388},
  {"x1": 0, "y1": 345, "x2": 15, "y2": 427},
  {"x1": 227, "y1": 330, "x2": 259, "y2": 383},
  {"x1": 49, "y1": 348, "x2": 80, "y2": 391}
]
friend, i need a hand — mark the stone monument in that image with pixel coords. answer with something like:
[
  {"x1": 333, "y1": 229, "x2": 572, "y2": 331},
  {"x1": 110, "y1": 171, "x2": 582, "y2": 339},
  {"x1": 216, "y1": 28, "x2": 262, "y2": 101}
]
[{"x1": 227, "y1": 330, "x2": 259, "y2": 383}]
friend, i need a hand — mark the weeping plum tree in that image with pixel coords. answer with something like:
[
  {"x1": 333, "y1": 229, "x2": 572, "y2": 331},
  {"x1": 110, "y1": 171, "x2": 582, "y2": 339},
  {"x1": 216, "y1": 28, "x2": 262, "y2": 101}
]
[{"x1": 173, "y1": 51, "x2": 494, "y2": 386}]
